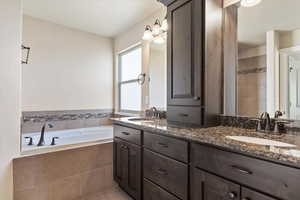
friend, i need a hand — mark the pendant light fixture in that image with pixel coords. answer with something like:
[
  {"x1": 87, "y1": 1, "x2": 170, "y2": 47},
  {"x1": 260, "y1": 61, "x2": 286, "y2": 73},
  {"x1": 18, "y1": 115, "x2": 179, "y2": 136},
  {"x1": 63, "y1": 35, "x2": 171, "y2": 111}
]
[
  {"x1": 143, "y1": 16, "x2": 168, "y2": 44},
  {"x1": 241, "y1": 0, "x2": 262, "y2": 7}
]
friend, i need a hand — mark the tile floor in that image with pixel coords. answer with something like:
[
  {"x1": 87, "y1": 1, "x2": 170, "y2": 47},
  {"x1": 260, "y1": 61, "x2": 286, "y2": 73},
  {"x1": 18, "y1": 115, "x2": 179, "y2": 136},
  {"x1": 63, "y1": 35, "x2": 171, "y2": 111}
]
[{"x1": 84, "y1": 187, "x2": 133, "y2": 200}]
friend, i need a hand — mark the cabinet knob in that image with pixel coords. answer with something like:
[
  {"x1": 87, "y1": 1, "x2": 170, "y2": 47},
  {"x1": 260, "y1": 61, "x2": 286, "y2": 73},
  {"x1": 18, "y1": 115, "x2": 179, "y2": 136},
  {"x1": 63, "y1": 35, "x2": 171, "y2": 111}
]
[
  {"x1": 194, "y1": 96, "x2": 200, "y2": 101},
  {"x1": 228, "y1": 192, "x2": 236, "y2": 199}
]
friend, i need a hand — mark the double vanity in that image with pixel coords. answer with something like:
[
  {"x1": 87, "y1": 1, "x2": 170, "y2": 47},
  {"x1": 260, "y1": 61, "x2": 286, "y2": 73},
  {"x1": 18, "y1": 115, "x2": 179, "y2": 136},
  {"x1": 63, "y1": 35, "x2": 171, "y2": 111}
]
[
  {"x1": 112, "y1": 117, "x2": 300, "y2": 200},
  {"x1": 112, "y1": 0, "x2": 300, "y2": 199}
]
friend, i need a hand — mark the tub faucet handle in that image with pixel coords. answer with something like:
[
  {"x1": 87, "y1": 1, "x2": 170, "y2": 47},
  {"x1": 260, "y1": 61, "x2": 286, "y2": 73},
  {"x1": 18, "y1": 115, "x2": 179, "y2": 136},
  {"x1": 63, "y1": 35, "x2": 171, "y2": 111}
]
[
  {"x1": 25, "y1": 136, "x2": 34, "y2": 146},
  {"x1": 51, "y1": 137, "x2": 59, "y2": 146}
]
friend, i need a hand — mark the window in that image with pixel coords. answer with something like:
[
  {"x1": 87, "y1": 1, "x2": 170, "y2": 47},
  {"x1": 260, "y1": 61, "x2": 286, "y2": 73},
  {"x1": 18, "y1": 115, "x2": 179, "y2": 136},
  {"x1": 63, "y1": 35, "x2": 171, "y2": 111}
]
[{"x1": 118, "y1": 46, "x2": 142, "y2": 112}]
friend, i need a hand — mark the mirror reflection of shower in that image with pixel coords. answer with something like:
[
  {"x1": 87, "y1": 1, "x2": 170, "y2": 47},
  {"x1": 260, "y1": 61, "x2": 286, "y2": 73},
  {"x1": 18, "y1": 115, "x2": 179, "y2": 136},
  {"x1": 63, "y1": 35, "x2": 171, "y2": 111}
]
[{"x1": 288, "y1": 53, "x2": 300, "y2": 120}]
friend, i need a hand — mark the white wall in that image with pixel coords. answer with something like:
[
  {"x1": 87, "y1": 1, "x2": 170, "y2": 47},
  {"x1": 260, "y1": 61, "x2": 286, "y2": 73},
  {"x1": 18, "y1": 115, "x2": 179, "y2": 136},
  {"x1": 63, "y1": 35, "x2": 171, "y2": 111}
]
[
  {"x1": 22, "y1": 15, "x2": 114, "y2": 111},
  {"x1": 113, "y1": 8, "x2": 166, "y2": 111},
  {"x1": 0, "y1": 0, "x2": 22, "y2": 199}
]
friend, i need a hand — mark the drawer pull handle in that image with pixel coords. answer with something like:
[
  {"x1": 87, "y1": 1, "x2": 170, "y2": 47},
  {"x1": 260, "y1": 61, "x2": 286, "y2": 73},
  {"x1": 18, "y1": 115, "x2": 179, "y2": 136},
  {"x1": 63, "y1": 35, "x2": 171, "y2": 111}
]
[
  {"x1": 242, "y1": 198, "x2": 251, "y2": 200},
  {"x1": 157, "y1": 168, "x2": 168, "y2": 175},
  {"x1": 179, "y1": 113, "x2": 189, "y2": 117},
  {"x1": 158, "y1": 142, "x2": 168, "y2": 148},
  {"x1": 121, "y1": 132, "x2": 130, "y2": 136},
  {"x1": 231, "y1": 165, "x2": 252, "y2": 175},
  {"x1": 121, "y1": 145, "x2": 128, "y2": 149},
  {"x1": 228, "y1": 192, "x2": 237, "y2": 199}
]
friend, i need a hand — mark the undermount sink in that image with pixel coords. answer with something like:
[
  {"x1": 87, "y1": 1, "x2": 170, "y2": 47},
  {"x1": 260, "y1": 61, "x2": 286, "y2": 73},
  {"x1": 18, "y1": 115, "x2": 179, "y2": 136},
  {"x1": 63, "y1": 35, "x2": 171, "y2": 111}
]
[{"x1": 226, "y1": 136, "x2": 296, "y2": 148}]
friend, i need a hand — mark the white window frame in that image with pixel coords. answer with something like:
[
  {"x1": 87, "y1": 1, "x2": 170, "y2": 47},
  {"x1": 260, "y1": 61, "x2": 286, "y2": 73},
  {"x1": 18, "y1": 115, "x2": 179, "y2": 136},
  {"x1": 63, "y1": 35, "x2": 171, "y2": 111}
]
[{"x1": 118, "y1": 45, "x2": 143, "y2": 113}]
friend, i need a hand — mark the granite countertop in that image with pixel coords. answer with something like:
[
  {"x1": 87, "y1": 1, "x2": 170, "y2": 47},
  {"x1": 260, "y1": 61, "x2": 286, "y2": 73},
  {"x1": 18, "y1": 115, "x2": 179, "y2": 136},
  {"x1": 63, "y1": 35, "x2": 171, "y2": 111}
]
[{"x1": 111, "y1": 117, "x2": 300, "y2": 168}]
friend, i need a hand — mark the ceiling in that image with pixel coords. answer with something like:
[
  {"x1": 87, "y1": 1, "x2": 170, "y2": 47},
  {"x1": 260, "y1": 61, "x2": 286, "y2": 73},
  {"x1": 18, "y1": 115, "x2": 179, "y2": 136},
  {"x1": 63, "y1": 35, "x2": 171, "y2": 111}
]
[
  {"x1": 23, "y1": 0, "x2": 163, "y2": 37},
  {"x1": 238, "y1": 0, "x2": 300, "y2": 47}
]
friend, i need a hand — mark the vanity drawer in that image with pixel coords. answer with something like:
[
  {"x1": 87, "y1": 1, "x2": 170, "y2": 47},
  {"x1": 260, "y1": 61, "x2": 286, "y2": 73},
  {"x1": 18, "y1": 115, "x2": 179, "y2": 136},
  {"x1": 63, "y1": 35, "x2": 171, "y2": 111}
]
[
  {"x1": 167, "y1": 106, "x2": 202, "y2": 125},
  {"x1": 144, "y1": 179, "x2": 180, "y2": 200},
  {"x1": 144, "y1": 132, "x2": 188, "y2": 163},
  {"x1": 114, "y1": 125, "x2": 141, "y2": 145},
  {"x1": 144, "y1": 149, "x2": 188, "y2": 200},
  {"x1": 191, "y1": 143, "x2": 300, "y2": 200}
]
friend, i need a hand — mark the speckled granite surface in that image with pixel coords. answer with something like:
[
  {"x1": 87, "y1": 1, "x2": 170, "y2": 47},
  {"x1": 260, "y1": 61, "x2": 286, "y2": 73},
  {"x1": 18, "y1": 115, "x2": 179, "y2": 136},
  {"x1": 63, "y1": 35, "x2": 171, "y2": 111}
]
[
  {"x1": 111, "y1": 117, "x2": 300, "y2": 168},
  {"x1": 220, "y1": 115, "x2": 300, "y2": 135}
]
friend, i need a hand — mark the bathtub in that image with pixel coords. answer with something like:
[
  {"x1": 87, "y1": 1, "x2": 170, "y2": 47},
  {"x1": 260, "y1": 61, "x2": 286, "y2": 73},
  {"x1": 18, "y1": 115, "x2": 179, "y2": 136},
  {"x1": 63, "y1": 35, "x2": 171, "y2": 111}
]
[{"x1": 21, "y1": 126, "x2": 113, "y2": 156}]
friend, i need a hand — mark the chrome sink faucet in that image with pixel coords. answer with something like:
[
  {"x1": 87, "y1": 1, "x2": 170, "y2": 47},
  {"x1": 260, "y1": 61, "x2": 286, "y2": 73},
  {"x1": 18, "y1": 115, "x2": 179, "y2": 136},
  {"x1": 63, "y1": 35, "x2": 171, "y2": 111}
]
[
  {"x1": 259, "y1": 112, "x2": 271, "y2": 132},
  {"x1": 37, "y1": 122, "x2": 53, "y2": 146}
]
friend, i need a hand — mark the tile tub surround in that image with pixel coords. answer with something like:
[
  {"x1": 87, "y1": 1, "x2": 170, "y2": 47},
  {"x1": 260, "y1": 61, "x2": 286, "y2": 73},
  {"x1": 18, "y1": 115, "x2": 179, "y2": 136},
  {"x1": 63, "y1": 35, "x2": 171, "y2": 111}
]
[
  {"x1": 22, "y1": 109, "x2": 114, "y2": 133},
  {"x1": 111, "y1": 117, "x2": 300, "y2": 168},
  {"x1": 13, "y1": 143, "x2": 130, "y2": 200}
]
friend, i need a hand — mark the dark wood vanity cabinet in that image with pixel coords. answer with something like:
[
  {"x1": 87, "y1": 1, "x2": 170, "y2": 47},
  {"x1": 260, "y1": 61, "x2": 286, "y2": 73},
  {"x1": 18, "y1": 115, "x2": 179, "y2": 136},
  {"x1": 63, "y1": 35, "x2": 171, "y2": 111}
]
[
  {"x1": 191, "y1": 168, "x2": 278, "y2": 200},
  {"x1": 165, "y1": 0, "x2": 223, "y2": 126},
  {"x1": 113, "y1": 127, "x2": 142, "y2": 200},
  {"x1": 143, "y1": 132, "x2": 189, "y2": 200},
  {"x1": 167, "y1": 0, "x2": 202, "y2": 107},
  {"x1": 144, "y1": 179, "x2": 180, "y2": 200},
  {"x1": 113, "y1": 124, "x2": 300, "y2": 200},
  {"x1": 191, "y1": 168, "x2": 240, "y2": 200},
  {"x1": 241, "y1": 188, "x2": 278, "y2": 200},
  {"x1": 190, "y1": 143, "x2": 300, "y2": 200}
]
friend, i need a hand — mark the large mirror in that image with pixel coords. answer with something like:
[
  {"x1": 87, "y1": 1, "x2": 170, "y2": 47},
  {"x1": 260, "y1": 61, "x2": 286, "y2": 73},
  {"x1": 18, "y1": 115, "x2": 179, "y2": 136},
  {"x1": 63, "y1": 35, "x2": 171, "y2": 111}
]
[
  {"x1": 237, "y1": 0, "x2": 300, "y2": 120},
  {"x1": 148, "y1": 42, "x2": 167, "y2": 110}
]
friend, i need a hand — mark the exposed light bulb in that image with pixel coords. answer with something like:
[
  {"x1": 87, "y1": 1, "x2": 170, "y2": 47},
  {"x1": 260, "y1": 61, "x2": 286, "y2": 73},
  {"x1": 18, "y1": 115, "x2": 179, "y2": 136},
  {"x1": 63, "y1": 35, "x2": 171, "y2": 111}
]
[
  {"x1": 153, "y1": 19, "x2": 161, "y2": 35},
  {"x1": 153, "y1": 36, "x2": 165, "y2": 44},
  {"x1": 161, "y1": 19, "x2": 168, "y2": 32},
  {"x1": 142, "y1": 26, "x2": 153, "y2": 41},
  {"x1": 241, "y1": 0, "x2": 262, "y2": 7}
]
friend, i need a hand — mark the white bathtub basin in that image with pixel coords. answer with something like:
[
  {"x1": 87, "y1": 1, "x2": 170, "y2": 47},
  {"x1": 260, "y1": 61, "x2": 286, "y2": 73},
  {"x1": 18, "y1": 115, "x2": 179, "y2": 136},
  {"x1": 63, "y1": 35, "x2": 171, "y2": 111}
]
[
  {"x1": 226, "y1": 136, "x2": 296, "y2": 148},
  {"x1": 21, "y1": 126, "x2": 113, "y2": 156}
]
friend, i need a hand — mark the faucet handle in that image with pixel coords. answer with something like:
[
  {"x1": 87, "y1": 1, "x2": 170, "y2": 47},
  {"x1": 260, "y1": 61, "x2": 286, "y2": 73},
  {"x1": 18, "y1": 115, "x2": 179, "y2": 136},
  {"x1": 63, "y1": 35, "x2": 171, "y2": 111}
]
[
  {"x1": 273, "y1": 120, "x2": 290, "y2": 135},
  {"x1": 25, "y1": 136, "x2": 34, "y2": 145},
  {"x1": 51, "y1": 137, "x2": 59, "y2": 145},
  {"x1": 250, "y1": 118, "x2": 263, "y2": 132}
]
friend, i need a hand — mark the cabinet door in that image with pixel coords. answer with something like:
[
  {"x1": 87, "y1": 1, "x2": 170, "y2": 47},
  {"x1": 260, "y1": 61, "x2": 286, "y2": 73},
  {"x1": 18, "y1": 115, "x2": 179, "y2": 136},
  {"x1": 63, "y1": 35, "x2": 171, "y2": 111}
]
[
  {"x1": 167, "y1": 0, "x2": 203, "y2": 106},
  {"x1": 191, "y1": 168, "x2": 240, "y2": 200},
  {"x1": 242, "y1": 188, "x2": 278, "y2": 200},
  {"x1": 113, "y1": 138, "x2": 125, "y2": 185},
  {"x1": 126, "y1": 142, "x2": 142, "y2": 200},
  {"x1": 114, "y1": 138, "x2": 142, "y2": 200}
]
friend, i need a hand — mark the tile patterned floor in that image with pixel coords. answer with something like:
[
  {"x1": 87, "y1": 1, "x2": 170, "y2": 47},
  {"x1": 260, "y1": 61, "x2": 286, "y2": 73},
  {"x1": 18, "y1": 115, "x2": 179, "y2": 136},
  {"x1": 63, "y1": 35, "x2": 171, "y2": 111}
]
[{"x1": 84, "y1": 187, "x2": 133, "y2": 200}]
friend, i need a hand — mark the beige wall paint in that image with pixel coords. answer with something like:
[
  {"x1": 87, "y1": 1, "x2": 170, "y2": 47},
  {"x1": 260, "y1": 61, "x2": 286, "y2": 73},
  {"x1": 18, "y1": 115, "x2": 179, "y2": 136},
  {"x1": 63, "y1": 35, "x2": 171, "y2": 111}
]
[
  {"x1": 22, "y1": 16, "x2": 114, "y2": 111},
  {"x1": 149, "y1": 47, "x2": 167, "y2": 109},
  {"x1": 239, "y1": 45, "x2": 266, "y2": 59},
  {"x1": 114, "y1": 9, "x2": 166, "y2": 53},
  {"x1": 280, "y1": 29, "x2": 300, "y2": 49},
  {"x1": 113, "y1": 8, "x2": 166, "y2": 112},
  {"x1": 0, "y1": 0, "x2": 22, "y2": 199}
]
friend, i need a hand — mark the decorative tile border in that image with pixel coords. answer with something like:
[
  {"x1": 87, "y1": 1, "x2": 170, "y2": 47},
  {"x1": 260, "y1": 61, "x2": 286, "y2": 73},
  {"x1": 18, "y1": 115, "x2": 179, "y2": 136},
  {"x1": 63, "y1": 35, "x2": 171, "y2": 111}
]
[
  {"x1": 22, "y1": 109, "x2": 114, "y2": 123},
  {"x1": 22, "y1": 109, "x2": 114, "y2": 133}
]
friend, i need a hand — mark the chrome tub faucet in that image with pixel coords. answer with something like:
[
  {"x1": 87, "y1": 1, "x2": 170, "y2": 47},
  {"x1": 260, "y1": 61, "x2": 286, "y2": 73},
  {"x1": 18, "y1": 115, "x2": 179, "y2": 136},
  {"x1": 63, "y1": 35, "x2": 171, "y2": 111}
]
[{"x1": 37, "y1": 122, "x2": 53, "y2": 146}]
